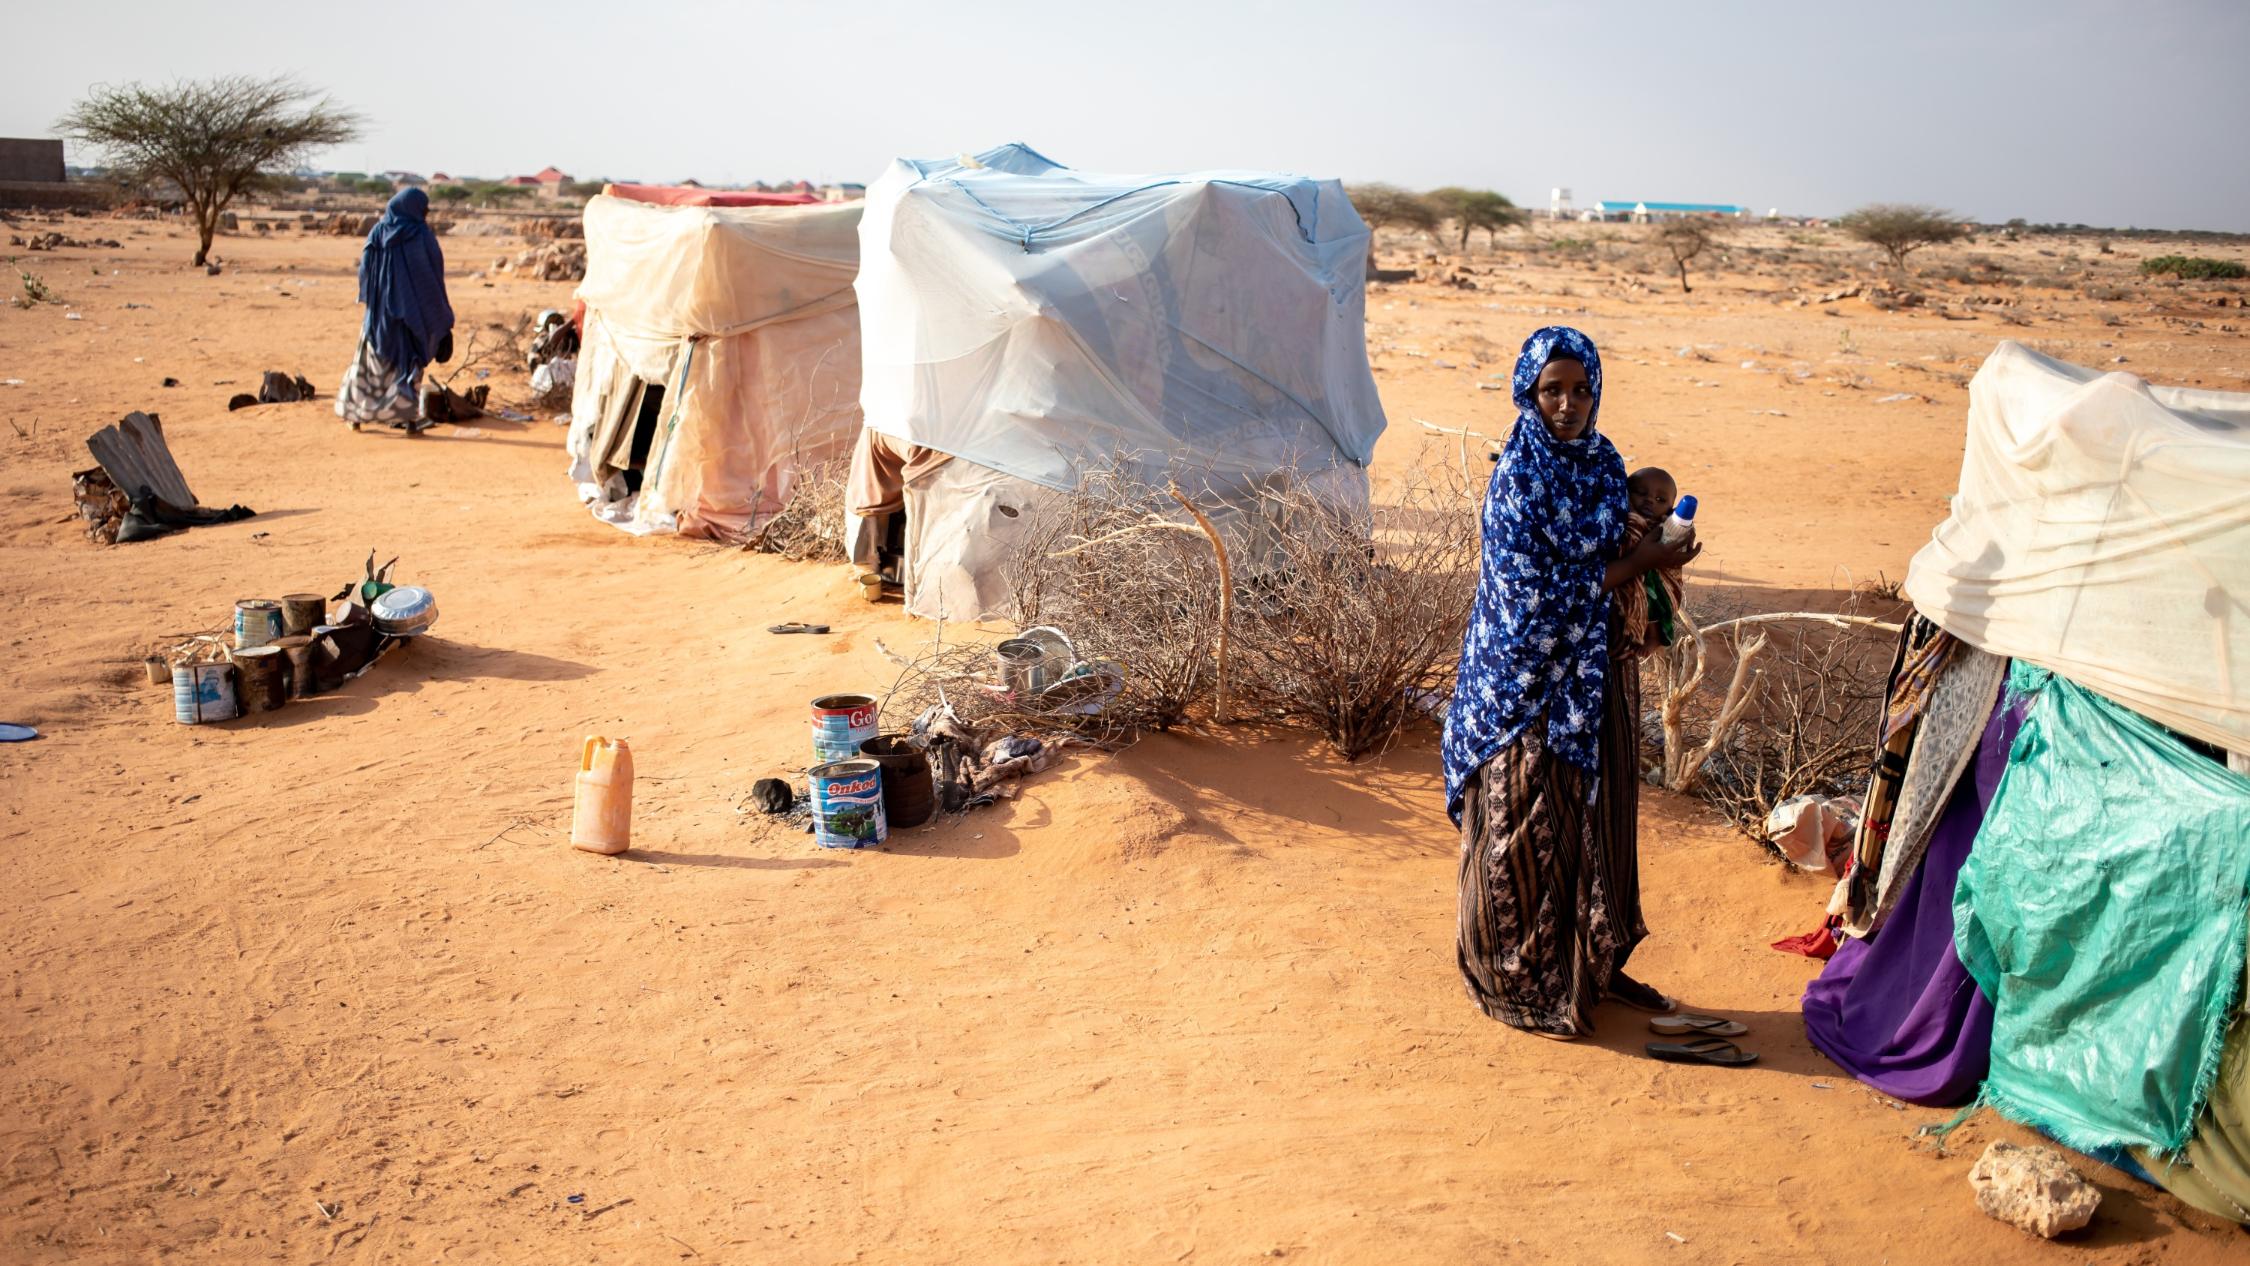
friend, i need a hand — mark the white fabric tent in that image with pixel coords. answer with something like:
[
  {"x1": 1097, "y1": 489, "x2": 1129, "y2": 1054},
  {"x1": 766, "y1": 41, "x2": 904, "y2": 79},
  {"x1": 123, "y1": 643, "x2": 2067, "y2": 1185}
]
[
  {"x1": 567, "y1": 194, "x2": 863, "y2": 538},
  {"x1": 1904, "y1": 340, "x2": 2250, "y2": 757},
  {"x1": 851, "y1": 143, "x2": 1386, "y2": 618}
]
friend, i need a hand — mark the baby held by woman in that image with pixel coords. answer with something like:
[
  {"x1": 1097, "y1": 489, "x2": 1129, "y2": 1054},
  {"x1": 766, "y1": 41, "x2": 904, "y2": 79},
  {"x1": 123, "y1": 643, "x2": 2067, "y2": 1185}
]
[{"x1": 1619, "y1": 466, "x2": 1690, "y2": 657}]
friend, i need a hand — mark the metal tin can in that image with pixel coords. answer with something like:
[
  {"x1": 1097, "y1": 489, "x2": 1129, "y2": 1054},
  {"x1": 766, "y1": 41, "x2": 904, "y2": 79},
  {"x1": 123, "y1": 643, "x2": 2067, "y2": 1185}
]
[
  {"x1": 810, "y1": 758, "x2": 887, "y2": 849},
  {"x1": 172, "y1": 662, "x2": 238, "y2": 724},
  {"x1": 810, "y1": 693, "x2": 880, "y2": 766},
  {"x1": 233, "y1": 599, "x2": 284, "y2": 650}
]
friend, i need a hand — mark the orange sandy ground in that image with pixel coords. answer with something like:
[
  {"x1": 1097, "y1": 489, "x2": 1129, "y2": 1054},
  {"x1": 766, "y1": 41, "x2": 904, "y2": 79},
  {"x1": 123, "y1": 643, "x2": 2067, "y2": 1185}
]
[{"x1": 2, "y1": 217, "x2": 2247, "y2": 1263}]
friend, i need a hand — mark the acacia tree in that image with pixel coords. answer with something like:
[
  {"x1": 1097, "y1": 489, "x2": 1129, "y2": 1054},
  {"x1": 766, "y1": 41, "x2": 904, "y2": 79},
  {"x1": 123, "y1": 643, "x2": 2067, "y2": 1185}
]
[
  {"x1": 59, "y1": 76, "x2": 363, "y2": 266},
  {"x1": 1425, "y1": 187, "x2": 1526, "y2": 251},
  {"x1": 470, "y1": 182, "x2": 531, "y2": 208},
  {"x1": 1654, "y1": 218, "x2": 1723, "y2": 293},
  {"x1": 1838, "y1": 203, "x2": 1968, "y2": 269},
  {"x1": 1345, "y1": 183, "x2": 1439, "y2": 278}
]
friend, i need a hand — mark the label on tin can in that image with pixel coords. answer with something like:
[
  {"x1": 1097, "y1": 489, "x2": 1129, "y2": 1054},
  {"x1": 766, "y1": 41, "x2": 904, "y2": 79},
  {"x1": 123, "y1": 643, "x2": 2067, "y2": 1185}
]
[
  {"x1": 811, "y1": 695, "x2": 880, "y2": 765},
  {"x1": 810, "y1": 759, "x2": 887, "y2": 849},
  {"x1": 234, "y1": 600, "x2": 284, "y2": 650}
]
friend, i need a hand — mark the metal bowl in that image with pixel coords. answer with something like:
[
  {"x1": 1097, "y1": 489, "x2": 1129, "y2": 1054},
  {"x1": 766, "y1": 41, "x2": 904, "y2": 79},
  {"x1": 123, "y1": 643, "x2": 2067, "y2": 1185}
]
[{"x1": 369, "y1": 585, "x2": 438, "y2": 637}]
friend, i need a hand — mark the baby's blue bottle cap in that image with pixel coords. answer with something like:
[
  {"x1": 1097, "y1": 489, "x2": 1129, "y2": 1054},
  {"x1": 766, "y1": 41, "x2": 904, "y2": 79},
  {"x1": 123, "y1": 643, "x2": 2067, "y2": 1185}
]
[{"x1": 1673, "y1": 495, "x2": 1698, "y2": 520}]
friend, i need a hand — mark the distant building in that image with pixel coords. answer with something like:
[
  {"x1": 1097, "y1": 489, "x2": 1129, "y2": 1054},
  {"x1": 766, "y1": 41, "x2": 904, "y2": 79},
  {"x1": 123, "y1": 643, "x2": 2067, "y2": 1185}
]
[
  {"x1": 1589, "y1": 200, "x2": 1748, "y2": 223},
  {"x1": 0, "y1": 138, "x2": 65, "y2": 184},
  {"x1": 382, "y1": 170, "x2": 426, "y2": 187},
  {"x1": 822, "y1": 182, "x2": 867, "y2": 203},
  {"x1": 677, "y1": 178, "x2": 705, "y2": 189},
  {"x1": 1, "y1": 139, "x2": 117, "y2": 209},
  {"x1": 533, "y1": 166, "x2": 571, "y2": 199},
  {"x1": 503, "y1": 175, "x2": 542, "y2": 189},
  {"x1": 429, "y1": 172, "x2": 459, "y2": 186}
]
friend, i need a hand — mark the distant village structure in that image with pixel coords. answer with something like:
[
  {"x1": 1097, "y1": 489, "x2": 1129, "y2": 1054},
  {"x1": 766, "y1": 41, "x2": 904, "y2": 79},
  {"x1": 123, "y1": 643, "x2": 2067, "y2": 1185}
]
[
  {"x1": 1549, "y1": 186, "x2": 1785, "y2": 224},
  {"x1": 0, "y1": 136, "x2": 112, "y2": 209}
]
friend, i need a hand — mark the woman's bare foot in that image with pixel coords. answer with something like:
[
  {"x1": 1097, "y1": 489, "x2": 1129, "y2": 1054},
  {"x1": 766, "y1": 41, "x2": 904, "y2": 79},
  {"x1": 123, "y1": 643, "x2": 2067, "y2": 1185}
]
[{"x1": 1607, "y1": 971, "x2": 1675, "y2": 1014}]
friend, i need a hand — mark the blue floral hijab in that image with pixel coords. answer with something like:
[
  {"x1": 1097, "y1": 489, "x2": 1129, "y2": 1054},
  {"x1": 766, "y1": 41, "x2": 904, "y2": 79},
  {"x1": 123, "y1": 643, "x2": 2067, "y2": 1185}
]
[{"x1": 1441, "y1": 326, "x2": 1629, "y2": 822}]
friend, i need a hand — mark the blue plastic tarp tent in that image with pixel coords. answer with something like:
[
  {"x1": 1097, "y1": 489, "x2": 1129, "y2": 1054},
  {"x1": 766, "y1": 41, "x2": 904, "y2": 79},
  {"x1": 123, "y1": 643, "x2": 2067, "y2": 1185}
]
[{"x1": 852, "y1": 144, "x2": 1387, "y2": 618}]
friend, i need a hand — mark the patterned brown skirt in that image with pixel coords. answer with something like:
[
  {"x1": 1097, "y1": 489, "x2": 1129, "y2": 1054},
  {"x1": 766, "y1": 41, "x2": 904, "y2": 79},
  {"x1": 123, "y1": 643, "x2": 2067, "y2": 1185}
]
[{"x1": 1455, "y1": 655, "x2": 1646, "y2": 1036}]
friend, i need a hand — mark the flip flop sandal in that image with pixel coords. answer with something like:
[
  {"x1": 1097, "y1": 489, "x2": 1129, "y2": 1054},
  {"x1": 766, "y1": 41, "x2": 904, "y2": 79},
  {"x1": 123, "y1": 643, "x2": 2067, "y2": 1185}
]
[
  {"x1": 0, "y1": 723, "x2": 38, "y2": 742},
  {"x1": 1650, "y1": 1013, "x2": 1749, "y2": 1038},
  {"x1": 767, "y1": 622, "x2": 831, "y2": 635},
  {"x1": 1646, "y1": 1037, "x2": 1758, "y2": 1067}
]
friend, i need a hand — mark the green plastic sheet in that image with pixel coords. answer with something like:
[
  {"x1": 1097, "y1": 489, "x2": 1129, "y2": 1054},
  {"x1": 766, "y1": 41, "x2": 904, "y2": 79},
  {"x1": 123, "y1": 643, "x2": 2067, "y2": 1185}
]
[{"x1": 1954, "y1": 664, "x2": 2250, "y2": 1154}]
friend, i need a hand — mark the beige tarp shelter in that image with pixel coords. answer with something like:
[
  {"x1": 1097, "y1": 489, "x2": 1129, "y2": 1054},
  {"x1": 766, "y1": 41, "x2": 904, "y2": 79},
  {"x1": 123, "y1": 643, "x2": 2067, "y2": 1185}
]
[
  {"x1": 1903, "y1": 339, "x2": 2250, "y2": 761},
  {"x1": 846, "y1": 144, "x2": 1387, "y2": 620},
  {"x1": 567, "y1": 193, "x2": 862, "y2": 538}
]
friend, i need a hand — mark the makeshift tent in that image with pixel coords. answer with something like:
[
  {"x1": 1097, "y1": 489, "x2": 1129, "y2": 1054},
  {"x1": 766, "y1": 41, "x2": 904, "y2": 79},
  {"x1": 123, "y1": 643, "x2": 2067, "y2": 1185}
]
[
  {"x1": 566, "y1": 189, "x2": 862, "y2": 537},
  {"x1": 848, "y1": 143, "x2": 1387, "y2": 618},
  {"x1": 601, "y1": 183, "x2": 822, "y2": 209},
  {"x1": 1805, "y1": 341, "x2": 2250, "y2": 1221}
]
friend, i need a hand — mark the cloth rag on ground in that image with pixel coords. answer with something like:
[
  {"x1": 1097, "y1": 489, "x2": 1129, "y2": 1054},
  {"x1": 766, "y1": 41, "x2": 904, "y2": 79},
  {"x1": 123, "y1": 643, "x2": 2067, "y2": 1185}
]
[
  {"x1": 1803, "y1": 685, "x2": 2028, "y2": 1106},
  {"x1": 1954, "y1": 663, "x2": 2250, "y2": 1154}
]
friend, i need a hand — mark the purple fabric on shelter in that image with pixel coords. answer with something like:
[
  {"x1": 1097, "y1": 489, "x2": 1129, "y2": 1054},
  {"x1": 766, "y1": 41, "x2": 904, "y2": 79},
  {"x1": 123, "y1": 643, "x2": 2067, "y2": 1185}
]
[{"x1": 1801, "y1": 689, "x2": 2028, "y2": 1106}]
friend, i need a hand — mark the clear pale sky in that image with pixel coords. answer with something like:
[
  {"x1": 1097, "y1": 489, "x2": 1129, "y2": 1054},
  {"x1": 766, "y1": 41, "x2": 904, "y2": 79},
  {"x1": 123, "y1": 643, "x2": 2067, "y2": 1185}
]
[{"x1": 6, "y1": 0, "x2": 2246, "y2": 230}]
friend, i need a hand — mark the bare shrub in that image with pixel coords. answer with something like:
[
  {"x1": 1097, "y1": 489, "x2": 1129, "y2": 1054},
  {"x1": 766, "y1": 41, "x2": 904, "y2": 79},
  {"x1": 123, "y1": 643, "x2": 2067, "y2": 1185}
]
[
  {"x1": 1232, "y1": 457, "x2": 1483, "y2": 760},
  {"x1": 736, "y1": 457, "x2": 848, "y2": 561},
  {"x1": 1648, "y1": 590, "x2": 1902, "y2": 839}
]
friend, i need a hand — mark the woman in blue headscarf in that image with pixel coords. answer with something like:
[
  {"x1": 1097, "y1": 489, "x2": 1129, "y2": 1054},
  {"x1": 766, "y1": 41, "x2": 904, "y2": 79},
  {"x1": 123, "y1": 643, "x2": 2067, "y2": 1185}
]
[
  {"x1": 335, "y1": 187, "x2": 455, "y2": 433},
  {"x1": 1444, "y1": 327, "x2": 1702, "y2": 1039}
]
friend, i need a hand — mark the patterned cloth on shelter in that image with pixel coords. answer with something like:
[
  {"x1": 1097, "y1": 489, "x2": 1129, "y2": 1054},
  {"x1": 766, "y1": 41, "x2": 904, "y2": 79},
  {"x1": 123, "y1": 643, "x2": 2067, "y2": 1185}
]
[
  {"x1": 1833, "y1": 616, "x2": 2006, "y2": 939},
  {"x1": 1954, "y1": 663, "x2": 2250, "y2": 1155},
  {"x1": 1441, "y1": 326, "x2": 1627, "y2": 823},
  {"x1": 1803, "y1": 683, "x2": 2028, "y2": 1106}
]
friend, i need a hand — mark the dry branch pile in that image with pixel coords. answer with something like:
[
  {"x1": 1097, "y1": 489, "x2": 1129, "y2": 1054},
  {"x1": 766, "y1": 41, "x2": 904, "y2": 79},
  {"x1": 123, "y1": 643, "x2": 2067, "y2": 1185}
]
[
  {"x1": 1002, "y1": 468, "x2": 1227, "y2": 734},
  {"x1": 736, "y1": 458, "x2": 848, "y2": 562}
]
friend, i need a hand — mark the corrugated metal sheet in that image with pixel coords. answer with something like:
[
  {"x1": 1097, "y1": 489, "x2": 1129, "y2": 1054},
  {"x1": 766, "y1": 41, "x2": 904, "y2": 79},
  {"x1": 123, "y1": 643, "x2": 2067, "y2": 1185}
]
[{"x1": 85, "y1": 412, "x2": 197, "y2": 506}]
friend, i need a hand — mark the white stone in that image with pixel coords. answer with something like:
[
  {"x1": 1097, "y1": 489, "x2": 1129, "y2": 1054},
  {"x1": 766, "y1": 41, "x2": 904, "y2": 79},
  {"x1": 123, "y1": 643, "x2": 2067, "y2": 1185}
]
[{"x1": 1968, "y1": 1141, "x2": 2101, "y2": 1238}]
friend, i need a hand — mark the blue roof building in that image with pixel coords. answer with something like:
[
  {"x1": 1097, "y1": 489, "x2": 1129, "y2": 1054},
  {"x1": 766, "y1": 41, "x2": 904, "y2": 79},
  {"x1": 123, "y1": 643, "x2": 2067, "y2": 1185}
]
[{"x1": 1592, "y1": 200, "x2": 1746, "y2": 221}]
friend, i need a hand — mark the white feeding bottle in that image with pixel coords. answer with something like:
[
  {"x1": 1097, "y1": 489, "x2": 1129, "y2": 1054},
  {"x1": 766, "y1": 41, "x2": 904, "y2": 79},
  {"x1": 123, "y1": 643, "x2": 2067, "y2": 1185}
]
[{"x1": 1659, "y1": 495, "x2": 1698, "y2": 545}]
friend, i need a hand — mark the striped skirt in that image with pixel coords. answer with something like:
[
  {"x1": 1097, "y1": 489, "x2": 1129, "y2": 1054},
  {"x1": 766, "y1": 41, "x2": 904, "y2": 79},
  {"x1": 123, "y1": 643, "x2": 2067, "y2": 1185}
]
[
  {"x1": 1456, "y1": 655, "x2": 1646, "y2": 1036},
  {"x1": 334, "y1": 339, "x2": 422, "y2": 427}
]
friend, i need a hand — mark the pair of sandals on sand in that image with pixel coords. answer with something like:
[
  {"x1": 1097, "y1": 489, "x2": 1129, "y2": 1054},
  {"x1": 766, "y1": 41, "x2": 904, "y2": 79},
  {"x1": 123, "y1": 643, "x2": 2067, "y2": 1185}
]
[
  {"x1": 1547, "y1": 979, "x2": 1759, "y2": 1067},
  {"x1": 1646, "y1": 1012, "x2": 1757, "y2": 1067},
  {"x1": 1621, "y1": 979, "x2": 1759, "y2": 1066}
]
